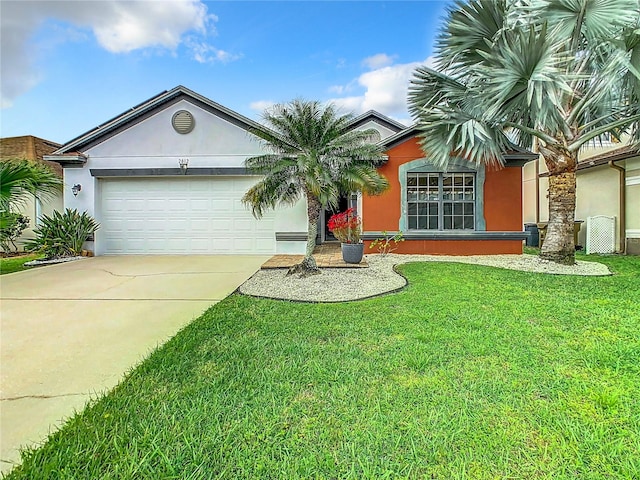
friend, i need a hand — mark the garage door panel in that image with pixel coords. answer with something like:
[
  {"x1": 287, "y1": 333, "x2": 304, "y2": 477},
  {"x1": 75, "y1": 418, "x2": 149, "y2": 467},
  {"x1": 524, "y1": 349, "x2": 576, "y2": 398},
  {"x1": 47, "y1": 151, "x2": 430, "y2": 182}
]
[
  {"x1": 168, "y1": 219, "x2": 189, "y2": 231},
  {"x1": 234, "y1": 218, "x2": 253, "y2": 232},
  {"x1": 215, "y1": 198, "x2": 234, "y2": 210},
  {"x1": 145, "y1": 219, "x2": 165, "y2": 232},
  {"x1": 126, "y1": 239, "x2": 145, "y2": 252},
  {"x1": 100, "y1": 177, "x2": 276, "y2": 254},
  {"x1": 191, "y1": 219, "x2": 211, "y2": 232},
  {"x1": 168, "y1": 199, "x2": 188, "y2": 212},
  {"x1": 191, "y1": 199, "x2": 209, "y2": 211}
]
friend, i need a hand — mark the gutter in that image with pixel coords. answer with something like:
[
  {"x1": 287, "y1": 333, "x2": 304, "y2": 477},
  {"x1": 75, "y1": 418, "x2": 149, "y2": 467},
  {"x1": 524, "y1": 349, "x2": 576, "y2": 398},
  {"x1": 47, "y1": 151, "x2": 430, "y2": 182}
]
[
  {"x1": 608, "y1": 160, "x2": 626, "y2": 253},
  {"x1": 532, "y1": 138, "x2": 540, "y2": 223}
]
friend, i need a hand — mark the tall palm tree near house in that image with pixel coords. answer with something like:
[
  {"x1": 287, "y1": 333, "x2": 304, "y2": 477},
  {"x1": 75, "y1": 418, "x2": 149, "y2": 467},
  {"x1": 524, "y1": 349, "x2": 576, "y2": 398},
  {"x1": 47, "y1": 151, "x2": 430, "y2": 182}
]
[
  {"x1": 0, "y1": 159, "x2": 62, "y2": 229},
  {"x1": 409, "y1": 0, "x2": 639, "y2": 265},
  {"x1": 242, "y1": 100, "x2": 389, "y2": 273}
]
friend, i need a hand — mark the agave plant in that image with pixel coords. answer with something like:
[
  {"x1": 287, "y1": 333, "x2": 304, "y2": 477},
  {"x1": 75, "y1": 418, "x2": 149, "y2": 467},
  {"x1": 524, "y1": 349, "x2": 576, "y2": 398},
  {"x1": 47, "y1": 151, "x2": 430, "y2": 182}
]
[{"x1": 25, "y1": 208, "x2": 99, "y2": 258}]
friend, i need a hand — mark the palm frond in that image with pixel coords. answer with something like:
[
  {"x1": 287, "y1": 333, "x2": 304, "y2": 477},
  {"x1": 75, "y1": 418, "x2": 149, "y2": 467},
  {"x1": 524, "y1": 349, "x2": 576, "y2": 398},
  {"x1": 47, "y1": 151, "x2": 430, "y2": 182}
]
[
  {"x1": 530, "y1": 0, "x2": 639, "y2": 47},
  {"x1": 0, "y1": 160, "x2": 62, "y2": 211},
  {"x1": 241, "y1": 171, "x2": 301, "y2": 219},
  {"x1": 409, "y1": 0, "x2": 639, "y2": 165},
  {"x1": 475, "y1": 22, "x2": 571, "y2": 134},
  {"x1": 436, "y1": 0, "x2": 508, "y2": 73},
  {"x1": 244, "y1": 99, "x2": 389, "y2": 219}
]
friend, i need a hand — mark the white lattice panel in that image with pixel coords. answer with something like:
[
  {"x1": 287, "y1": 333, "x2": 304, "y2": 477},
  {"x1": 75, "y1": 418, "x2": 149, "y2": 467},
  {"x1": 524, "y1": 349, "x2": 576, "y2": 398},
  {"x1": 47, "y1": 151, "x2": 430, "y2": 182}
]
[{"x1": 586, "y1": 216, "x2": 616, "y2": 254}]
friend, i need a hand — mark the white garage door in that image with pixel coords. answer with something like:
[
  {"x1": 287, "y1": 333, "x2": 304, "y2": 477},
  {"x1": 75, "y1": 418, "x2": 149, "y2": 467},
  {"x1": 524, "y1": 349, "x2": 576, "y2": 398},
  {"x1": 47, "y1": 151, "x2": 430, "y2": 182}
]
[{"x1": 99, "y1": 177, "x2": 276, "y2": 254}]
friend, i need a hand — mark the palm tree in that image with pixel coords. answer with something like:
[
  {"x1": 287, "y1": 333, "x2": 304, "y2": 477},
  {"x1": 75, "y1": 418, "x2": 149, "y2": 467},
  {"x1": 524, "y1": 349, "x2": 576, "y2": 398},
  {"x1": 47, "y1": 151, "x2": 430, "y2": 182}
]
[
  {"x1": 0, "y1": 159, "x2": 62, "y2": 230},
  {"x1": 242, "y1": 100, "x2": 389, "y2": 273},
  {"x1": 408, "y1": 0, "x2": 639, "y2": 265}
]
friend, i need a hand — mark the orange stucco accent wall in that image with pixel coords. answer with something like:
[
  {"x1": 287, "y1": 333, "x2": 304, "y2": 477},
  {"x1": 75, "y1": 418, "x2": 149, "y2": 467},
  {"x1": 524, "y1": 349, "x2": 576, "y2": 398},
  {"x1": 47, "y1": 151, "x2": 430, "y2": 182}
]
[
  {"x1": 362, "y1": 137, "x2": 524, "y2": 255},
  {"x1": 483, "y1": 165, "x2": 523, "y2": 231}
]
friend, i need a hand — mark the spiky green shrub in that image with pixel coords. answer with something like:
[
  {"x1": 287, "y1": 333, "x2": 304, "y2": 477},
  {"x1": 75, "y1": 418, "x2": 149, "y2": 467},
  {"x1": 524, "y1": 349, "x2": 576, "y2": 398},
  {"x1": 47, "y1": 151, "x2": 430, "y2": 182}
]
[{"x1": 25, "y1": 208, "x2": 99, "y2": 258}]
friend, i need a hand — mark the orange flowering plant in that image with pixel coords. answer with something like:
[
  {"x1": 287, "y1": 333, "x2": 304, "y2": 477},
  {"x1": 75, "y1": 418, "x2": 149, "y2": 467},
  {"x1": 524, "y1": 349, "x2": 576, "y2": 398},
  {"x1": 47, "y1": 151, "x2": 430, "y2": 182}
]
[{"x1": 328, "y1": 208, "x2": 361, "y2": 244}]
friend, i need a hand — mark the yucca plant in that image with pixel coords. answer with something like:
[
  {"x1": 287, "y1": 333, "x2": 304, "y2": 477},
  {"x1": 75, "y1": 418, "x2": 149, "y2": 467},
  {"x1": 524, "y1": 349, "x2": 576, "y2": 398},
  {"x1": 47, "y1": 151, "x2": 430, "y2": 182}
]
[{"x1": 25, "y1": 208, "x2": 99, "y2": 258}]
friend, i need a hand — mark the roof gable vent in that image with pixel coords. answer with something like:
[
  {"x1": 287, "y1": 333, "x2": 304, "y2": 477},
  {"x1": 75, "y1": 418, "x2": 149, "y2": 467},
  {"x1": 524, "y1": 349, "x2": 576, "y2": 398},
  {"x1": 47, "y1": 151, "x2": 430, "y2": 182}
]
[{"x1": 172, "y1": 110, "x2": 195, "y2": 134}]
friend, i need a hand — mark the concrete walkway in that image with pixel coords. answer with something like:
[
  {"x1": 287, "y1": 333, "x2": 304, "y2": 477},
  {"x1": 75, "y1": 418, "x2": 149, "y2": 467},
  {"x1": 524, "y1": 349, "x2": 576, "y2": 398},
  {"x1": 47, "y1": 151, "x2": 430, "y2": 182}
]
[{"x1": 0, "y1": 255, "x2": 268, "y2": 474}]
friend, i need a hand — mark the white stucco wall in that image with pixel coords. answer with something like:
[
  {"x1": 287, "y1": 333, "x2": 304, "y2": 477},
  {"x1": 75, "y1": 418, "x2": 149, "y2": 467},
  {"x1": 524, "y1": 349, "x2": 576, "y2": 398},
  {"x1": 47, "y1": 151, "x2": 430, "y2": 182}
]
[
  {"x1": 522, "y1": 160, "x2": 537, "y2": 224},
  {"x1": 574, "y1": 165, "x2": 619, "y2": 247},
  {"x1": 523, "y1": 147, "x2": 638, "y2": 252},
  {"x1": 63, "y1": 99, "x2": 308, "y2": 255},
  {"x1": 624, "y1": 159, "x2": 640, "y2": 239},
  {"x1": 352, "y1": 120, "x2": 399, "y2": 141}
]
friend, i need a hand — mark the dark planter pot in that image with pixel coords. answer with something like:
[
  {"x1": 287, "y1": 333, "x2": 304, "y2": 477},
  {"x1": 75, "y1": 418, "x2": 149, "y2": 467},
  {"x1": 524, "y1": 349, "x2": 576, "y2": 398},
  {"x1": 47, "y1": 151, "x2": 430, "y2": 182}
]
[{"x1": 341, "y1": 242, "x2": 364, "y2": 264}]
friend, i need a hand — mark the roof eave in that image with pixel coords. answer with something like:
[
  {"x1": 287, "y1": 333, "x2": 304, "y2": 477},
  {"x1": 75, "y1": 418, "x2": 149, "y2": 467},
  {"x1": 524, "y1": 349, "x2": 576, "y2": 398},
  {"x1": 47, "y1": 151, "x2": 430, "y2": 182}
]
[
  {"x1": 54, "y1": 85, "x2": 277, "y2": 155},
  {"x1": 44, "y1": 153, "x2": 87, "y2": 167},
  {"x1": 346, "y1": 110, "x2": 407, "y2": 133}
]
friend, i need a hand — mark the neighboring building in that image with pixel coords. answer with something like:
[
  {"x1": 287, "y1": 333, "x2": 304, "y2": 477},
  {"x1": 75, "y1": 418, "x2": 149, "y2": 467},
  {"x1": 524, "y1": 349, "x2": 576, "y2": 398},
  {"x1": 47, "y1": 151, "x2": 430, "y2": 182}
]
[
  {"x1": 0, "y1": 136, "x2": 63, "y2": 249},
  {"x1": 523, "y1": 142, "x2": 640, "y2": 253},
  {"x1": 45, "y1": 85, "x2": 533, "y2": 256}
]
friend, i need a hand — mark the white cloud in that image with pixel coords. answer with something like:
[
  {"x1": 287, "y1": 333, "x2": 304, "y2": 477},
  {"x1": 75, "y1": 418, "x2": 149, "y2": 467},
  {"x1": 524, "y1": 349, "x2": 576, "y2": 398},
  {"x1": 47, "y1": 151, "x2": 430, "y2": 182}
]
[
  {"x1": 0, "y1": 0, "x2": 232, "y2": 108},
  {"x1": 327, "y1": 79, "x2": 357, "y2": 95},
  {"x1": 362, "y1": 53, "x2": 396, "y2": 70},
  {"x1": 186, "y1": 39, "x2": 241, "y2": 64},
  {"x1": 250, "y1": 100, "x2": 276, "y2": 114},
  {"x1": 75, "y1": 1, "x2": 213, "y2": 53},
  {"x1": 329, "y1": 56, "x2": 436, "y2": 120}
]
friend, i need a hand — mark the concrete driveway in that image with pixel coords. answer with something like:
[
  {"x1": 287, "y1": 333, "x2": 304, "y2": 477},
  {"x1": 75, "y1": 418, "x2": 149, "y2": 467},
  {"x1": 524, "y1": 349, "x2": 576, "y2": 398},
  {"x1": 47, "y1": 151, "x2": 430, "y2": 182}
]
[{"x1": 0, "y1": 254, "x2": 268, "y2": 474}]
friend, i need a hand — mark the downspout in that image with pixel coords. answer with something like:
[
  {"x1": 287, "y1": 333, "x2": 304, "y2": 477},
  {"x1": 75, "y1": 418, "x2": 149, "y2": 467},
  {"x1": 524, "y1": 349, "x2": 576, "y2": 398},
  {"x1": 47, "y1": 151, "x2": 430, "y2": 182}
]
[
  {"x1": 532, "y1": 138, "x2": 540, "y2": 223},
  {"x1": 535, "y1": 155, "x2": 540, "y2": 223},
  {"x1": 608, "y1": 160, "x2": 626, "y2": 253}
]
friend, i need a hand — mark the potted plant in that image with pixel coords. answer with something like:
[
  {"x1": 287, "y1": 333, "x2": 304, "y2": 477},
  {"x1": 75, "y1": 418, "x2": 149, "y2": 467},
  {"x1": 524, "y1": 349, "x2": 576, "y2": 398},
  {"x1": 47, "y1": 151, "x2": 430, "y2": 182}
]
[{"x1": 328, "y1": 208, "x2": 364, "y2": 264}]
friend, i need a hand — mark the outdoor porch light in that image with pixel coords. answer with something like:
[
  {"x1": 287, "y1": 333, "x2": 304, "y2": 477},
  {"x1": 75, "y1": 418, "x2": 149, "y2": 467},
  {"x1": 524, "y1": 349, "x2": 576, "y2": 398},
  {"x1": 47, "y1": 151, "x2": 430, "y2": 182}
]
[
  {"x1": 72, "y1": 184, "x2": 82, "y2": 196},
  {"x1": 178, "y1": 158, "x2": 189, "y2": 174}
]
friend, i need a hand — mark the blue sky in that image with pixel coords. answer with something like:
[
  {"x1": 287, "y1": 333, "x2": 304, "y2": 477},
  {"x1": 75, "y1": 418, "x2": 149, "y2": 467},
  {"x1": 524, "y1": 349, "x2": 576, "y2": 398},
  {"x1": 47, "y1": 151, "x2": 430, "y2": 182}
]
[{"x1": 1, "y1": 1, "x2": 450, "y2": 145}]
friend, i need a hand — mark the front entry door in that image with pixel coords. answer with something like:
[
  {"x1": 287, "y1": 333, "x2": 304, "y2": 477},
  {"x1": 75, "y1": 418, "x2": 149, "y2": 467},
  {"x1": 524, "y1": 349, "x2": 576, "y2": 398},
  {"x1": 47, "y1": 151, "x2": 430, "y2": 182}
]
[{"x1": 320, "y1": 195, "x2": 351, "y2": 243}]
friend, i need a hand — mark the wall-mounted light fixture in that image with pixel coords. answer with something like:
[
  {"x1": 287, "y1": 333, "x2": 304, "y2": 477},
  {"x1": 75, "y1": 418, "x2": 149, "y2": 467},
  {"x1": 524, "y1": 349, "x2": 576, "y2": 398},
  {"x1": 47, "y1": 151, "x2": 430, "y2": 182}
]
[
  {"x1": 72, "y1": 184, "x2": 82, "y2": 196},
  {"x1": 178, "y1": 158, "x2": 189, "y2": 175}
]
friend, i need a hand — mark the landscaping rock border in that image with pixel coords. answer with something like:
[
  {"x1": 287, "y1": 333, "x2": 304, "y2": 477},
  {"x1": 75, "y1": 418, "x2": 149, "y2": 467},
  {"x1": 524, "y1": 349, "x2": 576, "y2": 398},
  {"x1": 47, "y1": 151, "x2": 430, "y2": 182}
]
[
  {"x1": 239, "y1": 253, "x2": 612, "y2": 303},
  {"x1": 24, "y1": 256, "x2": 86, "y2": 267}
]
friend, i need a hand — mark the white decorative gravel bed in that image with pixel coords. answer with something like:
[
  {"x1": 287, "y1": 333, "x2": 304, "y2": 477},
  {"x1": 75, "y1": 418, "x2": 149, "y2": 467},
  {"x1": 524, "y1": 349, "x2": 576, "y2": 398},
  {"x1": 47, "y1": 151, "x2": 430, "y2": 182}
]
[
  {"x1": 239, "y1": 253, "x2": 611, "y2": 303},
  {"x1": 23, "y1": 256, "x2": 86, "y2": 267}
]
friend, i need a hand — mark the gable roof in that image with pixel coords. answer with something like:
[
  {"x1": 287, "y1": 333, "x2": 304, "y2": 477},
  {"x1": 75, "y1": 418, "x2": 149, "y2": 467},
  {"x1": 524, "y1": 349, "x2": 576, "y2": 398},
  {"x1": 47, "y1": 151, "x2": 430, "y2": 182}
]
[
  {"x1": 379, "y1": 124, "x2": 421, "y2": 150},
  {"x1": 0, "y1": 135, "x2": 63, "y2": 176},
  {"x1": 53, "y1": 85, "x2": 274, "y2": 154},
  {"x1": 345, "y1": 110, "x2": 406, "y2": 134},
  {"x1": 380, "y1": 124, "x2": 538, "y2": 166}
]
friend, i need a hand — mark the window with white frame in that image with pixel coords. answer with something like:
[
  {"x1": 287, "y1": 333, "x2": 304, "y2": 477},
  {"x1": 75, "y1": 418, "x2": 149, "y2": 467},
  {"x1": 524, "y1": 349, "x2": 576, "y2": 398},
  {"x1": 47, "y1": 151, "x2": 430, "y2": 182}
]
[{"x1": 407, "y1": 172, "x2": 475, "y2": 230}]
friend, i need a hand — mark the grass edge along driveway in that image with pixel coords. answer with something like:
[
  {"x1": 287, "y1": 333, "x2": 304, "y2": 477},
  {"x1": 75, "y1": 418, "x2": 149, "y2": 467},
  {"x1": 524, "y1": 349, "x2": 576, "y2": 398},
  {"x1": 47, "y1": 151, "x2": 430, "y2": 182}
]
[
  {"x1": 0, "y1": 254, "x2": 41, "y2": 275},
  {"x1": 6, "y1": 255, "x2": 640, "y2": 479}
]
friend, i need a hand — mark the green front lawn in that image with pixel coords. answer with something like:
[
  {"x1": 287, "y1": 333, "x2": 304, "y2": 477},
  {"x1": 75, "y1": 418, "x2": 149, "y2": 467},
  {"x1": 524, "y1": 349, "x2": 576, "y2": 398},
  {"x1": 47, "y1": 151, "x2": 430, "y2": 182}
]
[
  {"x1": 0, "y1": 253, "x2": 41, "y2": 275},
  {"x1": 8, "y1": 255, "x2": 640, "y2": 479}
]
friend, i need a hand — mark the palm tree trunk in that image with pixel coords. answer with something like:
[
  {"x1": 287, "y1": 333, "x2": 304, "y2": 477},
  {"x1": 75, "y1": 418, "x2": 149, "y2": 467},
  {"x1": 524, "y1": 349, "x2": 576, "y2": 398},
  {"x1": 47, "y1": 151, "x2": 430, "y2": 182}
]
[
  {"x1": 288, "y1": 191, "x2": 321, "y2": 275},
  {"x1": 539, "y1": 146, "x2": 577, "y2": 265}
]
